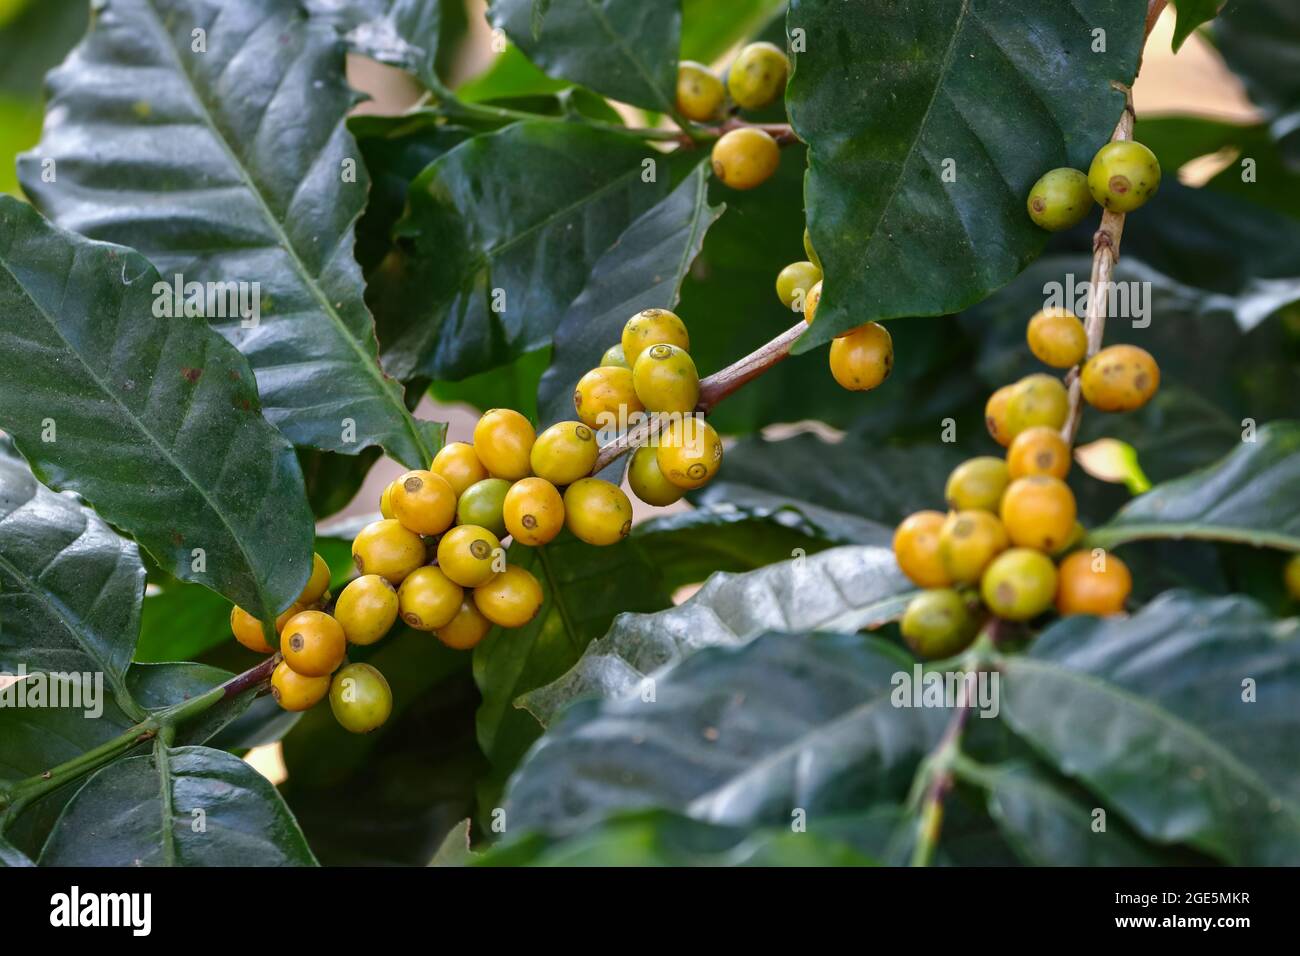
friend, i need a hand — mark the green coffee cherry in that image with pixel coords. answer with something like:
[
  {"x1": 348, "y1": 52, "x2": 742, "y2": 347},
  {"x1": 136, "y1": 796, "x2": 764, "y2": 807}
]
[
  {"x1": 627, "y1": 444, "x2": 685, "y2": 507},
  {"x1": 456, "y1": 478, "x2": 511, "y2": 538},
  {"x1": 1088, "y1": 141, "x2": 1161, "y2": 213},
  {"x1": 775, "y1": 260, "x2": 823, "y2": 312},
  {"x1": 1026, "y1": 167, "x2": 1093, "y2": 231},
  {"x1": 901, "y1": 589, "x2": 978, "y2": 659},
  {"x1": 329, "y1": 663, "x2": 393, "y2": 734},
  {"x1": 601, "y1": 343, "x2": 630, "y2": 369}
]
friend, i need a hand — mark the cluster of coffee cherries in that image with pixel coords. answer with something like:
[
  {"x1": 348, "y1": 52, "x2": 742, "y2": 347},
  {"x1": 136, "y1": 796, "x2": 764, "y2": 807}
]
[
  {"x1": 230, "y1": 554, "x2": 393, "y2": 734},
  {"x1": 892, "y1": 301, "x2": 1163, "y2": 659},
  {"x1": 576, "y1": 307, "x2": 723, "y2": 503},
  {"x1": 1027, "y1": 139, "x2": 1162, "y2": 231},
  {"x1": 775, "y1": 227, "x2": 894, "y2": 392},
  {"x1": 675, "y1": 42, "x2": 790, "y2": 191}
]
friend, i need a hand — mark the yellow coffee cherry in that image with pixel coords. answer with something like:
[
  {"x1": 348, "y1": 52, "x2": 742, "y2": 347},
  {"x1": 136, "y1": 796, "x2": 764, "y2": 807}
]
[
  {"x1": 776, "y1": 260, "x2": 822, "y2": 312},
  {"x1": 296, "y1": 552, "x2": 331, "y2": 605},
  {"x1": 271, "y1": 660, "x2": 331, "y2": 712},
  {"x1": 397, "y1": 565, "x2": 463, "y2": 631},
  {"x1": 803, "y1": 279, "x2": 822, "y2": 326},
  {"x1": 601, "y1": 343, "x2": 629, "y2": 369},
  {"x1": 435, "y1": 598, "x2": 494, "y2": 650},
  {"x1": 1080, "y1": 344, "x2": 1160, "y2": 413},
  {"x1": 1026, "y1": 307, "x2": 1087, "y2": 369},
  {"x1": 656, "y1": 417, "x2": 723, "y2": 489},
  {"x1": 473, "y1": 409, "x2": 535, "y2": 481},
  {"x1": 333, "y1": 574, "x2": 399, "y2": 646},
  {"x1": 676, "y1": 60, "x2": 725, "y2": 121},
  {"x1": 436, "y1": 524, "x2": 502, "y2": 588},
  {"x1": 627, "y1": 443, "x2": 685, "y2": 507},
  {"x1": 474, "y1": 565, "x2": 544, "y2": 628},
  {"x1": 230, "y1": 605, "x2": 274, "y2": 654},
  {"x1": 985, "y1": 384, "x2": 1016, "y2": 447},
  {"x1": 1088, "y1": 140, "x2": 1161, "y2": 213},
  {"x1": 829, "y1": 322, "x2": 893, "y2": 391},
  {"x1": 351, "y1": 518, "x2": 426, "y2": 584},
  {"x1": 944, "y1": 456, "x2": 1010, "y2": 512},
  {"x1": 391, "y1": 469, "x2": 457, "y2": 536},
  {"x1": 981, "y1": 548, "x2": 1058, "y2": 621},
  {"x1": 379, "y1": 479, "x2": 397, "y2": 519},
  {"x1": 280, "y1": 610, "x2": 347, "y2": 678},
  {"x1": 727, "y1": 41, "x2": 789, "y2": 110},
  {"x1": 633, "y1": 343, "x2": 700, "y2": 413},
  {"x1": 938, "y1": 510, "x2": 1009, "y2": 584},
  {"x1": 531, "y1": 421, "x2": 598, "y2": 486},
  {"x1": 892, "y1": 510, "x2": 951, "y2": 588},
  {"x1": 1284, "y1": 554, "x2": 1300, "y2": 601},
  {"x1": 1005, "y1": 374, "x2": 1069, "y2": 439},
  {"x1": 1026, "y1": 167, "x2": 1093, "y2": 231},
  {"x1": 503, "y1": 477, "x2": 565, "y2": 547},
  {"x1": 1007, "y1": 426, "x2": 1072, "y2": 480},
  {"x1": 711, "y1": 127, "x2": 780, "y2": 190},
  {"x1": 564, "y1": 478, "x2": 633, "y2": 546},
  {"x1": 430, "y1": 441, "x2": 489, "y2": 497},
  {"x1": 621, "y1": 308, "x2": 690, "y2": 367},
  {"x1": 329, "y1": 662, "x2": 392, "y2": 734},
  {"x1": 574, "y1": 365, "x2": 644, "y2": 431},
  {"x1": 1000, "y1": 475, "x2": 1078, "y2": 552}
]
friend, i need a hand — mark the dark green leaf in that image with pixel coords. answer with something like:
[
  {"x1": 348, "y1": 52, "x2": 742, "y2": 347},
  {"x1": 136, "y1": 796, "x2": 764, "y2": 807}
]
[
  {"x1": 40, "y1": 744, "x2": 316, "y2": 866},
  {"x1": 430, "y1": 347, "x2": 550, "y2": 420},
  {"x1": 308, "y1": 0, "x2": 446, "y2": 86},
  {"x1": 786, "y1": 0, "x2": 1146, "y2": 344},
  {"x1": 375, "y1": 121, "x2": 687, "y2": 381},
  {"x1": 0, "y1": 679, "x2": 139, "y2": 782},
  {"x1": 480, "y1": 808, "x2": 881, "y2": 866},
  {"x1": 474, "y1": 532, "x2": 670, "y2": 803},
  {"x1": 521, "y1": 545, "x2": 915, "y2": 727},
  {"x1": 0, "y1": 450, "x2": 144, "y2": 711},
  {"x1": 487, "y1": 0, "x2": 680, "y2": 114},
  {"x1": 538, "y1": 161, "x2": 721, "y2": 424},
  {"x1": 0, "y1": 197, "x2": 315, "y2": 625},
  {"x1": 1088, "y1": 421, "x2": 1300, "y2": 551},
  {"x1": 18, "y1": 0, "x2": 440, "y2": 468},
  {"x1": 506, "y1": 631, "x2": 947, "y2": 835},
  {"x1": 1171, "y1": 0, "x2": 1221, "y2": 51},
  {"x1": 1000, "y1": 591, "x2": 1300, "y2": 865}
]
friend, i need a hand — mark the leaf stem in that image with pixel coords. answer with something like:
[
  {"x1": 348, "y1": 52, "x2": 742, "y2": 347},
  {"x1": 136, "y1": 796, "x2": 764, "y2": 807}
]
[
  {"x1": 908, "y1": 703, "x2": 972, "y2": 867},
  {"x1": 0, "y1": 655, "x2": 278, "y2": 820}
]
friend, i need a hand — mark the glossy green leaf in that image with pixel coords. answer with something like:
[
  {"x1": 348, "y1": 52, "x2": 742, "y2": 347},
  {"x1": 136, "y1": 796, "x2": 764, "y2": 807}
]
[
  {"x1": 1000, "y1": 591, "x2": 1300, "y2": 865},
  {"x1": 308, "y1": 0, "x2": 446, "y2": 86},
  {"x1": 1088, "y1": 421, "x2": 1300, "y2": 551},
  {"x1": 0, "y1": 197, "x2": 315, "y2": 625},
  {"x1": 474, "y1": 532, "x2": 670, "y2": 802},
  {"x1": 0, "y1": 450, "x2": 144, "y2": 711},
  {"x1": 963, "y1": 761, "x2": 1190, "y2": 865},
  {"x1": 480, "y1": 808, "x2": 881, "y2": 866},
  {"x1": 0, "y1": 678, "x2": 140, "y2": 782},
  {"x1": 40, "y1": 744, "x2": 316, "y2": 866},
  {"x1": 18, "y1": 0, "x2": 441, "y2": 468},
  {"x1": 487, "y1": 0, "x2": 680, "y2": 114},
  {"x1": 1171, "y1": 0, "x2": 1221, "y2": 51},
  {"x1": 786, "y1": 0, "x2": 1146, "y2": 345},
  {"x1": 522, "y1": 544, "x2": 914, "y2": 726},
  {"x1": 507, "y1": 631, "x2": 947, "y2": 835},
  {"x1": 374, "y1": 121, "x2": 687, "y2": 381},
  {"x1": 538, "y1": 160, "x2": 721, "y2": 424}
]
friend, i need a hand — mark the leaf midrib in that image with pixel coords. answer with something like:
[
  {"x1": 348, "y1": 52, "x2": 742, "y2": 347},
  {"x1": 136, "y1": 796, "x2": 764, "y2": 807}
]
[{"x1": 137, "y1": 0, "x2": 429, "y2": 464}]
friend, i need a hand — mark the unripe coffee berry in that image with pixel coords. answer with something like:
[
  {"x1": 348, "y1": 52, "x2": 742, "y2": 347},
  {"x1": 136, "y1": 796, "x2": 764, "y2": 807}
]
[
  {"x1": 531, "y1": 421, "x2": 599, "y2": 486},
  {"x1": 727, "y1": 41, "x2": 789, "y2": 111},
  {"x1": 391, "y1": 469, "x2": 457, "y2": 535},
  {"x1": 456, "y1": 477, "x2": 512, "y2": 538},
  {"x1": 1007, "y1": 426, "x2": 1072, "y2": 480},
  {"x1": 892, "y1": 510, "x2": 951, "y2": 589},
  {"x1": 945, "y1": 456, "x2": 1010, "y2": 512},
  {"x1": 435, "y1": 598, "x2": 493, "y2": 650},
  {"x1": 351, "y1": 518, "x2": 426, "y2": 584},
  {"x1": 1026, "y1": 307, "x2": 1087, "y2": 368},
  {"x1": 398, "y1": 565, "x2": 463, "y2": 631},
  {"x1": 437, "y1": 524, "x2": 502, "y2": 588},
  {"x1": 621, "y1": 309, "x2": 690, "y2": 367},
  {"x1": 473, "y1": 409, "x2": 536, "y2": 481},
  {"x1": 329, "y1": 663, "x2": 392, "y2": 734},
  {"x1": 676, "y1": 60, "x2": 725, "y2": 121},
  {"x1": 711, "y1": 127, "x2": 780, "y2": 190},
  {"x1": 280, "y1": 610, "x2": 347, "y2": 677},
  {"x1": 474, "y1": 565, "x2": 544, "y2": 628},
  {"x1": 938, "y1": 509, "x2": 1009, "y2": 584},
  {"x1": 574, "y1": 365, "x2": 644, "y2": 431},
  {"x1": 564, "y1": 478, "x2": 633, "y2": 546},
  {"x1": 829, "y1": 322, "x2": 893, "y2": 391},
  {"x1": 633, "y1": 343, "x2": 700, "y2": 413},
  {"x1": 776, "y1": 260, "x2": 822, "y2": 312},
  {"x1": 627, "y1": 444, "x2": 685, "y2": 507},
  {"x1": 981, "y1": 548, "x2": 1058, "y2": 621},
  {"x1": 1088, "y1": 141, "x2": 1161, "y2": 213},
  {"x1": 901, "y1": 589, "x2": 978, "y2": 659},
  {"x1": 1080, "y1": 344, "x2": 1160, "y2": 412},
  {"x1": 333, "y1": 574, "x2": 399, "y2": 646},
  {"x1": 656, "y1": 417, "x2": 723, "y2": 489},
  {"x1": 1004, "y1": 374, "x2": 1069, "y2": 439},
  {"x1": 1000, "y1": 475, "x2": 1078, "y2": 552},
  {"x1": 503, "y1": 477, "x2": 566, "y2": 547},
  {"x1": 271, "y1": 660, "x2": 331, "y2": 712},
  {"x1": 431, "y1": 441, "x2": 489, "y2": 497},
  {"x1": 1026, "y1": 167, "x2": 1093, "y2": 231}
]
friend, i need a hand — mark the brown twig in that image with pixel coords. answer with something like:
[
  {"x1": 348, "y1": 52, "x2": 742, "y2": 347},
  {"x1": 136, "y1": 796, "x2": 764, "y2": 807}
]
[
  {"x1": 590, "y1": 321, "x2": 805, "y2": 473},
  {"x1": 676, "y1": 118, "x2": 800, "y2": 149}
]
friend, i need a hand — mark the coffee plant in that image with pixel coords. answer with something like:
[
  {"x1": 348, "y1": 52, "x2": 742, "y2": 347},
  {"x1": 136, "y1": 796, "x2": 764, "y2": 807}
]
[{"x1": 0, "y1": 0, "x2": 1297, "y2": 869}]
